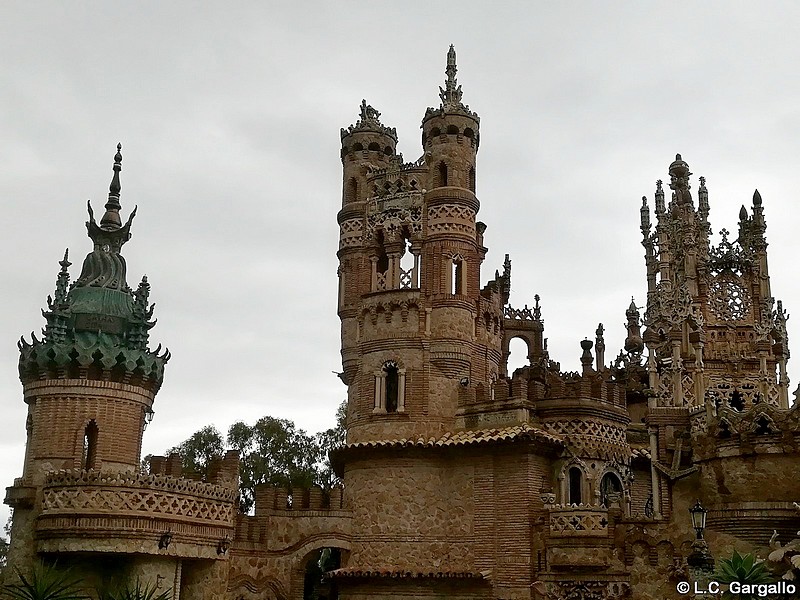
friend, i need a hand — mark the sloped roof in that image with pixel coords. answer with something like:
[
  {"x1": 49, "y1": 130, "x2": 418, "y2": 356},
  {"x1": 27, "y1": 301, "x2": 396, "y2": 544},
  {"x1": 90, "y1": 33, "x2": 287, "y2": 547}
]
[{"x1": 342, "y1": 423, "x2": 563, "y2": 451}]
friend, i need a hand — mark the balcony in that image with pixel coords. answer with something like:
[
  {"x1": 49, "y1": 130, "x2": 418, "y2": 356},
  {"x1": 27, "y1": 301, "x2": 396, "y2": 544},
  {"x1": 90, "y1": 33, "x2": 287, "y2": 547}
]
[{"x1": 35, "y1": 469, "x2": 236, "y2": 559}]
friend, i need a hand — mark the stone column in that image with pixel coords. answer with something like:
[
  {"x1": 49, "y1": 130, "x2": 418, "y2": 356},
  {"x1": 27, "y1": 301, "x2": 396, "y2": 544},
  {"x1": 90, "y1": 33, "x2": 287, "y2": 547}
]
[{"x1": 397, "y1": 369, "x2": 406, "y2": 412}]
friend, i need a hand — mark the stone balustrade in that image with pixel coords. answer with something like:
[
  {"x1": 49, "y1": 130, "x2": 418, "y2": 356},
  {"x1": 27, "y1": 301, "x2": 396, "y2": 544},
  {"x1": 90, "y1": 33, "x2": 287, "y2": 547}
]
[
  {"x1": 36, "y1": 469, "x2": 236, "y2": 559},
  {"x1": 548, "y1": 506, "x2": 610, "y2": 537}
]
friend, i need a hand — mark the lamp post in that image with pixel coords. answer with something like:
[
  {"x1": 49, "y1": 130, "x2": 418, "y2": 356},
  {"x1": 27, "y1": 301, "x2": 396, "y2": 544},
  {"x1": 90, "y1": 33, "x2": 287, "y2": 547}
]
[{"x1": 687, "y1": 500, "x2": 715, "y2": 578}]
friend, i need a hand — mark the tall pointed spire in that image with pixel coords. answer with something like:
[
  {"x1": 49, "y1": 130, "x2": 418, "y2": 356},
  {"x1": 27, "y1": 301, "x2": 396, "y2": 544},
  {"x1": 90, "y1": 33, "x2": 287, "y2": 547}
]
[
  {"x1": 439, "y1": 44, "x2": 464, "y2": 109},
  {"x1": 101, "y1": 143, "x2": 123, "y2": 230}
]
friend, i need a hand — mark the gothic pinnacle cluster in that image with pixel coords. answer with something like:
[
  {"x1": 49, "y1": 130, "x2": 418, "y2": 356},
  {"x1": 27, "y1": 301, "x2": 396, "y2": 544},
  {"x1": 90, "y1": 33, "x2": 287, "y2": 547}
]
[{"x1": 17, "y1": 144, "x2": 169, "y2": 391}]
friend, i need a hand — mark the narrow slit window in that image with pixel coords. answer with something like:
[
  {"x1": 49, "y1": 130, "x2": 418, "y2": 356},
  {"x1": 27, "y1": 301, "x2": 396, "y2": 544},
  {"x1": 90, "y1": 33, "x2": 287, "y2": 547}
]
[{"x1": 83, "y1": 420, "x2": 98, "y2": 470}]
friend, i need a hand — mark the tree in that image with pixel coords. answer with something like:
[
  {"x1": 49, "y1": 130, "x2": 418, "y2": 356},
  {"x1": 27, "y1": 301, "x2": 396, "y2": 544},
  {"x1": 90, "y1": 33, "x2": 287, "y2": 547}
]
[
  {"x1": 228, "y1": 416, "x2": 320, "y2": 513},
  {"x1": 0, "y1": 515, "x2": 11, "y2": 577},
  {"x1": 166, "y1": 425, "x2": 225, "y2": 477},
  {"x1": 166, "y1": 401, "x2": 347, "y2": 513},
  {"x1": 314, "y1": 400, "x2": 346, "y2": 490}
]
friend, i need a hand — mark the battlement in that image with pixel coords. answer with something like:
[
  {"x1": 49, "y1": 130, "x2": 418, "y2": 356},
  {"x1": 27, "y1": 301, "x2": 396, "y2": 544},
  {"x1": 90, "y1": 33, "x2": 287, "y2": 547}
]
[
  {"x1": 148, "y1": 450, "x2": 239, "y2": 491},
  {"x1": 253, "y1": 484, "x2": 345, "y2": 514}
]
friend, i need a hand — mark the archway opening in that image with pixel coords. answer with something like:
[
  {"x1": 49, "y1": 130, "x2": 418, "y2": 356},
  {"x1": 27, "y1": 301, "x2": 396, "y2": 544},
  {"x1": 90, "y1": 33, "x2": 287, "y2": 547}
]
[
  {"x1": 303, "y1": 547, "x2": 342, "y2": 600},
  {"x1": 507, "y1": 337, "x2": 530, "y2": 376},
  {"x1": 600, "y1": 472, "x2": 623, "y2": 507}
]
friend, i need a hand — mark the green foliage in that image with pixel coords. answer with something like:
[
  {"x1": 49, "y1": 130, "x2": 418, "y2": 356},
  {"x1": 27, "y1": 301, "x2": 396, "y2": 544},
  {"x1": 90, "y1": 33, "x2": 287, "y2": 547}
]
[
  {"x1": 314, "y1": 400, "x2": 347, "y2": 490},
  {"x1": 1, "y1": 562, "x2": 88, "y2": 600},
  {"x1": 167, "y1": 400, "x2": 348, "y2": 514},
  {"x1": 714, "y1": 550, "x2": 774, "y2": 599},
  {"x1": 166, "y1": 425, "x2": 225, "y2": 477},
  {"x1": 96, "y1": 579, "x2": 171, "y2": 600},
  {"x1": 228, "y1": 416, "x2": 320, "y2": 513}
]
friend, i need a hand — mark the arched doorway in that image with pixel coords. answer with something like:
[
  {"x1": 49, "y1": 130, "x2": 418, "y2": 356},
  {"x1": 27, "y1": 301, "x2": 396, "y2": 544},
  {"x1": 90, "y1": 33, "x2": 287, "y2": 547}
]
[
  {"x1": 600, "y1": 472, "x2": 623, "y2": 507},
  {"x1": 302, "y1": 547, "x2": 342, "y2": 600}
]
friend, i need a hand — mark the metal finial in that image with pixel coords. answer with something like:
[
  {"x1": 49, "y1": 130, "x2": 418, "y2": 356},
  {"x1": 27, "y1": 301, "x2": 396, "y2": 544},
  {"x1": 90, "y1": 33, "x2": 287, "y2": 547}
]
[
  {"x1": 439, "y1": 45, "x2": 463, "y2": 107},
  {"x1": 59, "y1": 248, "x2": 71, "y2": 271},
  {"x1": 101, "y1": 143, "x2": 123, "y2": 230}
]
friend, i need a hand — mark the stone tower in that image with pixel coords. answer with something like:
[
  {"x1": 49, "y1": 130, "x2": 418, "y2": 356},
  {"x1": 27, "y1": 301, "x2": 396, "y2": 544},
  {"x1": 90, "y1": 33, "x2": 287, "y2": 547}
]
[
  {"x1": 4, "y1": 145, "x2": 171, "y2": 577},
  {"x1": 639, "y1": 154, "x2": 793, "y2": 525},
  {"x1": 337, "y1": 46, "x2": 504, "y2": 445}
]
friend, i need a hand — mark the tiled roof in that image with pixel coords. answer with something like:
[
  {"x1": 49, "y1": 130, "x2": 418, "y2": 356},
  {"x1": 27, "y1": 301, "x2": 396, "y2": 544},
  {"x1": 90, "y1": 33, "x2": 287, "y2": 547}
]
[
  {"x1": 327, "y1": 568, "x2": 489, "y2": 580},
  {"x1": 342, "y1": 423, "x2": 563, "y2": 451}
]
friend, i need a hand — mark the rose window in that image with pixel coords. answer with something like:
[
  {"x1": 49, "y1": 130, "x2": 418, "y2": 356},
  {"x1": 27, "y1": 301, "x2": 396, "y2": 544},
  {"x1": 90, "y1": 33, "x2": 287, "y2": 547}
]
[{"x1": 709, "y1": 276, "x2": 750, "y2": 320}]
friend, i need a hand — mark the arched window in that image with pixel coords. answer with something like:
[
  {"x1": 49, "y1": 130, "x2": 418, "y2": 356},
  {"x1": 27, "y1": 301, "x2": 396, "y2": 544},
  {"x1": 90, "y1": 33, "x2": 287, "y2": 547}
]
[
  {"x1": 374, "y1": 361, "x2": 406, "y2": 414},
  {"x1": 368, "y1": 142, "x2": 380, "y2": 152},
  {"x1": 600, "y1": 472, "x2": 622, "y2": 507},
  {"x1": 385, "y1": 363, "x2": 399, "y2": 413},
  {"x1": 568, "y1": 467, "x2": 583, "y2": 505},
  {"x1": 82, "y1": 420, "x2": 98, "y2": 470},
  {"x1": 447, "y1": 124, "x2": 459, "y2": 135},
  {"x1": 469, "y1": 166, "x2": 476, "y2": 193}
]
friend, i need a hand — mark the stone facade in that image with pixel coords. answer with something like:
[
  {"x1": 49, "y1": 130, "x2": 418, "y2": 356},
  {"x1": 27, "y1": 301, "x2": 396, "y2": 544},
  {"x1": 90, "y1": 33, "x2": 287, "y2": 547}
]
[{"x1": 5, "y1": 47, "x2": 800, "y2": 600}]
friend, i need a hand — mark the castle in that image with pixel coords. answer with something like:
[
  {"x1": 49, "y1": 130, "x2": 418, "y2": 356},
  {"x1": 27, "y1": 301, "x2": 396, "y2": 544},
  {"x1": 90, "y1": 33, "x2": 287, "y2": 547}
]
[{"x1": 4, "y1": 47, "x2": 800, "y2": 600}]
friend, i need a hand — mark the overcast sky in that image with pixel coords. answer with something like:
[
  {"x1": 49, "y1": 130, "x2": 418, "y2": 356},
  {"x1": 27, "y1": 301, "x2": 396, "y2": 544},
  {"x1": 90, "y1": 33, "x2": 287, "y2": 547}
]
[{"x1": 3, "y1": 2, "x2": 800, "y2": 529}]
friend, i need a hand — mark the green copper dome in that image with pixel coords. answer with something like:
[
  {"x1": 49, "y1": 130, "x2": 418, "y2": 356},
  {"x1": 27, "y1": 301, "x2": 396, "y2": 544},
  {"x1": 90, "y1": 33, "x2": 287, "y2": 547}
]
[{"x1": 18, "y1": 145, "x2": 169, "y2": 391}]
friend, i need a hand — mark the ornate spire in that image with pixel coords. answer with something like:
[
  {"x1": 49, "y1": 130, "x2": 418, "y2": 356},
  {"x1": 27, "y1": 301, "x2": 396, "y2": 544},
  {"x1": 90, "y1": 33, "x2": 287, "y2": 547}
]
[
  {"x1": 50, "y1": 249, "x2": 72, "y2": 309},
  {"x1": 668, "y1": 154, "x2": 693, "y2": 207},
  {"x1": 698, "y1": 175, "x2": 710, "y2": 224},
  {"x1": 79, "y1": 144, "x2": 138, "y2": 292},
  {"x1": 439, "y1": 45, "x2": 463, "y2": 108},
  {"x1": 655, "y1": 180, "x2": 665, "y2": 215},
  {"x1": 751, "y1": 189, "x2": 767, "y2": 249},
  {"x1": 624, "y1": 298, "x2": 644, "y2": 356},
  {"x1": 640, "y1": 196, "x2": 651, "y2": 237},
  {"x1": 101, "y1": 143, "x2": 123, "y2": 230}
]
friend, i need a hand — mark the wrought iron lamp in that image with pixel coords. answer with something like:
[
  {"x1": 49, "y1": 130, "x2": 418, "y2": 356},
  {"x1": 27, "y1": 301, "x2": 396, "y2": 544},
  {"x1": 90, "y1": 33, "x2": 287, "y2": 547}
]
[
  {"x1": 158, "y1": 530, "x2": 172, "y2": 550},
  {"x1": 143, "y1": 407, "x2": 155, "y2": 430},
  {"x1": 217, "y1": 534, "x2": 231, "y2": 555},
  {"x1": 687, "y1": 500, "x2": 714, "y2": 573},
  {"x1": 689, "y1": 500, "x2": 707, "y2": 540}
]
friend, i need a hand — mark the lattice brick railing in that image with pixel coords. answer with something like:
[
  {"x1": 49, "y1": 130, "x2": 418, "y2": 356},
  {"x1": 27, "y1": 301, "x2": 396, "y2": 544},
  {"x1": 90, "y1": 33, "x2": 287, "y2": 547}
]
[
  {"x1": 549, "y1": 507, "x2": 610, "y2": 537},
  {"x1": 41, "y1": 469, "x2": 236, "y2": 524}
]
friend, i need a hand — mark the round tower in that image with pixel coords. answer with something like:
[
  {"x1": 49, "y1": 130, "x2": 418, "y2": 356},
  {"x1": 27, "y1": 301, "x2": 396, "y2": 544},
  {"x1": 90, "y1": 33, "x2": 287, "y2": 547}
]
[
  {"x1": 14, "y1": 145, "x2": 169, "y2": 485},
  {"x1": 337, "y1": 47, "x2": 501, "y2": 445},
  {"x1": 419, "y1": 46, "x2": 484, "y2": 409}
]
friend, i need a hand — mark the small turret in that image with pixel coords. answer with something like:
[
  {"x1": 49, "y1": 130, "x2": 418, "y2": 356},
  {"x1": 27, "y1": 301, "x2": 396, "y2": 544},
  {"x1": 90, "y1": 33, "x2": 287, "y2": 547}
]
[
  {"x1": 340, "y1": 100, "x2": 397, "y2": 205},
  {"x1": 421, "y1": 46, "x2": 479, "y2": 192}
]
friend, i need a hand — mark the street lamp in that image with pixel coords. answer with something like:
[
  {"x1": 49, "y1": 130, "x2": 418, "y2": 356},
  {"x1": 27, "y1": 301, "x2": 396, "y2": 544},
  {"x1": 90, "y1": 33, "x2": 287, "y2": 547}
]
[
  {"x1": 689, "y1": 500, "x2": 707, "y2": 540},
  {"x1": 687, "y1": 500, "x2": 714, "y2": 574},
  {"x1": 143, "y1": 407, "x2": 155, "y2": 430}
]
